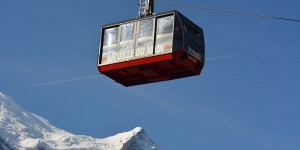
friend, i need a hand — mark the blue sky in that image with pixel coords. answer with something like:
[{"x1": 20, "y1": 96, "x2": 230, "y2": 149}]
[{"x1": 1, "y1": 0, "x2": 300, "y2": 149}]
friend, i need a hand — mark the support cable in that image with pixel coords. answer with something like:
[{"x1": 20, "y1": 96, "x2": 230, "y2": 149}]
[{"x1": 155, "y1": 0, "x2": 300, "y2": 23}]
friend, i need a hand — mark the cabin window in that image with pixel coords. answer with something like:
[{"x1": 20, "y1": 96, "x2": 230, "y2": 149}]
[
  {"x1": 155, "y1": 15, "x2": 174, "y2": 54},
  {"x1": 113, "y1": 23, "x2": 135, "y2": 62},
  {"x1": 185, "y1": 23, "x2": 201, "y2": 40},
  {"x1": 183, "y1": 23, "x2": 203, "y2": 61},
  {"x1": 173, "y1": 16, "x2": 183, "y2": 52},
  {"x1": 120, "y1": 23, "x2": 134, "y2": 42},
  {"x1": 101, "y1": 27, "x2": 118, "y2": 64},
  {"x1": 156, "y1": 15, "x2": 174, "y2": 35},
  {"x1": 135, "y1": 18, "x2": 154, "y2": 58},
  {"x1": 103, "y1": 27, "x2": 118, "y2": 46},
  {"x1": 139, "y1": 19, "x2": 153, "y2": 38}
]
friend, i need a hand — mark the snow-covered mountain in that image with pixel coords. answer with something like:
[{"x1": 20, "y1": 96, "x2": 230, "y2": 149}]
[{"x1": 0, "y1": 92, "x2": 159, "y2": 150}]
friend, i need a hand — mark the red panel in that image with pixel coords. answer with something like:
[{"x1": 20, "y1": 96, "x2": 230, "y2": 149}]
[
  {"x1": 99, "y1": 53, "x2": 173, "y2": 72},
  {"x1": 97, "y1": 50, "x2": 204, "y2": 86}
]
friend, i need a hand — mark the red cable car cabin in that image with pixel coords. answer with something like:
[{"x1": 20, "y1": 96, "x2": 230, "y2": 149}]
[{"x1": 97, "y1": 10, "x2": 205, "y2": 86}]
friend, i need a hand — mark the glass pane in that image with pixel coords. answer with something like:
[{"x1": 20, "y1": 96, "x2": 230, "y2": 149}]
[
  {"x1": 120, "y1": 23, "x2": 134, "y2": 42},
  {"x1": 157, "y1": 16, "x2": 174, "y2": 35},
  {"x1": 120, "y1": 23, "x2": 134, "y2": 50},
  {"x1": 135, "y1": 19, "x2": 154, "y2": 58},
  {"x1": 103, "y1": 28, "x2": 118, "y2": 46},
  {"x1": 139, "y1": 19, "x2": 153, "y2": 38},
  {"x1": 101, "y1": 27, "x2": 118, "y2": 64},
  {"x1": 117, "y1": 23, "x2": 135, "y2": 62},
  {"x1": 186, "y1": 36, "x2": 201, "y2": 61},
  {"x1": 155, "y1": 16, "x2": 174, "y2": 54}
]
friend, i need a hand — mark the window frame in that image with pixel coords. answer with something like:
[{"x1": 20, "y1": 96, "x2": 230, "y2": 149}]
[{"x1": 99, "y1": 12, "x2": 177, "y2": 65}]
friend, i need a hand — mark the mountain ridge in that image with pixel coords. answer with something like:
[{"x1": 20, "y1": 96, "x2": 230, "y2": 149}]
[{"x1": 0, "y1": 92, "x2": 159, "y2": 150}]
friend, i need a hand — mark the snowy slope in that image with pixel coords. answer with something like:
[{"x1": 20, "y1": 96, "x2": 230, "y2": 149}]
[{"x1": 0, "y1": 92, "x2": 159, "y2": 150}]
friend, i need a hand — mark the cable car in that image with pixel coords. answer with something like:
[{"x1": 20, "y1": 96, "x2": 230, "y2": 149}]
[{"x1": 97, "y1": 1, "x2": 205, "y2": 86}]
